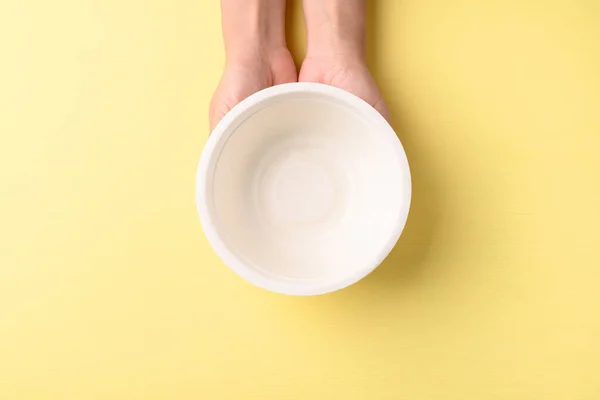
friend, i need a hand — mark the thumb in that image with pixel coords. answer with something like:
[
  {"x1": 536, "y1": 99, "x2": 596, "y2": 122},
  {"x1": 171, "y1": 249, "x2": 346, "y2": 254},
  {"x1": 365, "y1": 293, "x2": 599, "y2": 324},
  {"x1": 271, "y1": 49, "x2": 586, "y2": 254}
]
[
  {"x1": 208, "y1": 93, "x2": 230, "y2": 133},
  {"x1": 372, "y1": 98, "x2": 391, "y2": 123}
]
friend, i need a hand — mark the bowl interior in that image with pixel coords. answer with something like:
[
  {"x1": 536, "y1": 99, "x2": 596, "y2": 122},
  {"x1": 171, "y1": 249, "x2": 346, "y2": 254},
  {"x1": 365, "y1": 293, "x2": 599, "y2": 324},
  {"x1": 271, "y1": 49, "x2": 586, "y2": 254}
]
[{"x1": 202, "y1": 85, "x2": 410, "y2": 292}]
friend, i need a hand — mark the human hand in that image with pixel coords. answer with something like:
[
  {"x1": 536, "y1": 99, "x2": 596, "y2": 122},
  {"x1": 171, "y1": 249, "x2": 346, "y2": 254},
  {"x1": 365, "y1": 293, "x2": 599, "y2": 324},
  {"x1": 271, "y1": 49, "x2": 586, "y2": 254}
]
[
  {"x1": 210, "y1": 48, "x2": 296, "y2": 131},
  {"x1": 299, "y1": 0, "x2": 389, "y2": 120},
  {"x1": 299, "y1": 55, "x2": 390, "y2": 121},
  {"x1": 209, "y1": 0, "x2": 297, "y2": 131}
]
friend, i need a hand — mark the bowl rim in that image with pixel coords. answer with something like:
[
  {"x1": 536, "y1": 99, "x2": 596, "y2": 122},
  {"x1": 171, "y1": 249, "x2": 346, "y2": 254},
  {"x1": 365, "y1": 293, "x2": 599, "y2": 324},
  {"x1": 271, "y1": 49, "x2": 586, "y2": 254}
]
[{"x1": 196, "y1": 82, "x2": 412, "y2": 296}]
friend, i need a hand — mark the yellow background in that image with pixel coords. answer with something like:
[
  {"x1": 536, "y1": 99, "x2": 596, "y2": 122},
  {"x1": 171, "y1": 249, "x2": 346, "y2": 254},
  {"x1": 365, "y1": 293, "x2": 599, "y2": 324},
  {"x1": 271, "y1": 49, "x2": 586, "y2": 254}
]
[{"x1": 1, "y1": 0, "x2": 600, "y2": 398}]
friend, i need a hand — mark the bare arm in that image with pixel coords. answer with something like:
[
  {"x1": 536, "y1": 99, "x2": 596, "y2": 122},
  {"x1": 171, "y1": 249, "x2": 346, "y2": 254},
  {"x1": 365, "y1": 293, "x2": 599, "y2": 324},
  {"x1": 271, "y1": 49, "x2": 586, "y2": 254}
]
[
  {"x1": 300, "y1": 0, "x2": 389, "y2": 119},
  {"x1": 221, "y1": 0, "x2": 288, "y2": 62},
  {"x1": 210, "y1": 0, "x2": 296, "y2": 130},
  {"x1": 303, "y1": 0, "x2": 366, "y2": 60}
]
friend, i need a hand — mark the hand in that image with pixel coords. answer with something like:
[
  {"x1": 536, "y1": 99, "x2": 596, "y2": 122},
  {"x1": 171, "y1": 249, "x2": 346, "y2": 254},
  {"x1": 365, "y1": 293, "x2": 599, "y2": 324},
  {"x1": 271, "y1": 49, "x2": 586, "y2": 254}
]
[
  {"x1": 299, "y1": 55, "x2": 390, "y2": 121},
  {"x1": 209, "y1": 0, "x2": 297, "y2": 131},
  {"x1": 300, "y1": 0, "x2": 389, "y2": 120},
  {"x1": 210, "y1": 48, "x2": 296, "y2": 131}
]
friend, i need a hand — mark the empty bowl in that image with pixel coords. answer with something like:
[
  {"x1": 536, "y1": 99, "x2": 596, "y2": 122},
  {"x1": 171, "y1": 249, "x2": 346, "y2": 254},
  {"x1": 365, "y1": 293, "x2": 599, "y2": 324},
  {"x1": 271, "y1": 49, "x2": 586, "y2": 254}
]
[{"x1": 197, "y1": 83, "x2": 411, "y2": 295}]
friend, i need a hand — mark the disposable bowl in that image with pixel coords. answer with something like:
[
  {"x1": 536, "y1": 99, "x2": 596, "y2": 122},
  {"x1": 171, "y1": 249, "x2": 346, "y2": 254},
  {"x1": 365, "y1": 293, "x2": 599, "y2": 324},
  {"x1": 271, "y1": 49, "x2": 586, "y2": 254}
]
[{"x1": 197, "y1": 83, "x2": 411, "y2": 295}]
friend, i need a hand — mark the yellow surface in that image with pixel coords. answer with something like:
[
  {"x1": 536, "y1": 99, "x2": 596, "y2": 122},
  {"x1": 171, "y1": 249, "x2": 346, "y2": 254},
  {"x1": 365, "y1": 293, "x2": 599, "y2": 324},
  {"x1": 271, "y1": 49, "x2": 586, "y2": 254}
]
[{"x1": 1, "y1": 0, "x2": 600, "y2": 398}]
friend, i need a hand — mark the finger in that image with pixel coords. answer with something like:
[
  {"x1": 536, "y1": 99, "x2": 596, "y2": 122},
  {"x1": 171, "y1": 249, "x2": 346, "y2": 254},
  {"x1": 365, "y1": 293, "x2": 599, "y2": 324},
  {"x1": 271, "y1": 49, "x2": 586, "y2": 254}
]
[
  {"x1": 208, "y1": 98, "x2": 228, "y2": 133},
  {"x1": 372, "y1": 98, "x2": 391, "y2": 123},
  {"x1": 208, "y1": 109, "x2": 221, "y2": 133}
]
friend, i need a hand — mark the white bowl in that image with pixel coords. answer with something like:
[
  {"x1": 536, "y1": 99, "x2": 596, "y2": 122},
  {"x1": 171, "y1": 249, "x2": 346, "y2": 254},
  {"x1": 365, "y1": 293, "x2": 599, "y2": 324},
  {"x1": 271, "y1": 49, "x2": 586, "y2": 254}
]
[{"x1": 197, "y1": 83, "x2": 411, "y2": 295}]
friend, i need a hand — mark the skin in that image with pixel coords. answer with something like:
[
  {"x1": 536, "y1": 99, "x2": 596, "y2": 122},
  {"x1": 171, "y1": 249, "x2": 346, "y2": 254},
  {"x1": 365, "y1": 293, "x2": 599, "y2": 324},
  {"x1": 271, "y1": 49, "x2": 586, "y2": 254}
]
[
  {"x1": 209, "y1": 0, "x2": 296, "y2": 131},
  {"x1": 300, "y1": 0, "x2": 390, "y2": 120},
  {"x1": 209, "y1": 0, "x2": 388, "y2": 131}
]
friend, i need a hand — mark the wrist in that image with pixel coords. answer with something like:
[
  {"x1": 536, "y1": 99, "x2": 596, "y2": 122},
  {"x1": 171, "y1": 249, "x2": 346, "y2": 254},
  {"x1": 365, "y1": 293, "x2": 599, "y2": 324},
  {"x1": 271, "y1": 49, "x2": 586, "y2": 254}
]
[
  {"x1": 303, "y1": 0, "x2": 366, "y2": 60},
  {"x1": 305, "y1": 31, "x2": 366, "y2": 61},
  {"x1": 222, "y1": 0, "x2": 287, "y2": 62}
]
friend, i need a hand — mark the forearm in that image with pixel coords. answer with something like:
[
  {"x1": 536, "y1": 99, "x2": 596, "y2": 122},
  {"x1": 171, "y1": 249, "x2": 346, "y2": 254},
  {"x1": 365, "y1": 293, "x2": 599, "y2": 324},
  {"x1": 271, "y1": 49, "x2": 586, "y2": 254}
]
[
  {"x1": 302, "y1": 0, "x2": 366, "y2": 59},
  {"x1": 221, "y1": 0, "x2": 287, "y2": 60}
]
